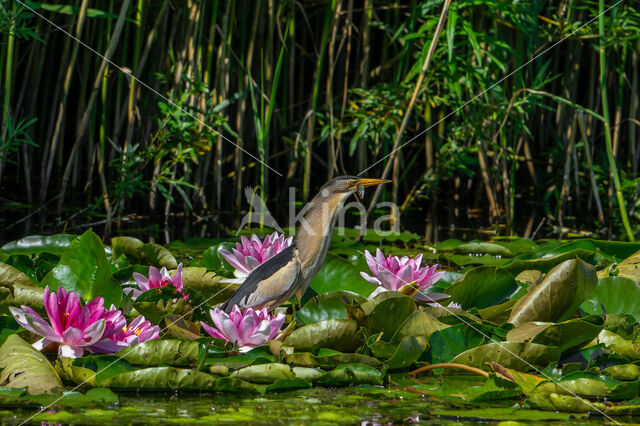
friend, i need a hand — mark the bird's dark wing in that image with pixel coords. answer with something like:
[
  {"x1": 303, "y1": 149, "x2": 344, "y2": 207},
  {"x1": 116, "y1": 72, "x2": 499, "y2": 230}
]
[{"x1": 221, "y1": 245, "x2": 301, "y2": 312}]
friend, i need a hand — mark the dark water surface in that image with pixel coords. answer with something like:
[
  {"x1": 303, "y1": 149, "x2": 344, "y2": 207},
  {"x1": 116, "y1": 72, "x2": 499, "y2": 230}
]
[{"x1": 0, "y1": 386, "x2": 619, "y2": 425}]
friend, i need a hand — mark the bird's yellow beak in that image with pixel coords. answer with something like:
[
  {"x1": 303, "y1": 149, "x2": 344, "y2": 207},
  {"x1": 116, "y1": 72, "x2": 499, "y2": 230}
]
[
  {"x1": 352, "y1": 178, "x2": 390, "y2": 197},
  {"x1": 355, "y1": 178, "x2": 391, "y2": 187}
]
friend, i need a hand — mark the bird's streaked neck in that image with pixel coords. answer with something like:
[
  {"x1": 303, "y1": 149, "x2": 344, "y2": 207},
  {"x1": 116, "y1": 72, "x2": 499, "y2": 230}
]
[{"x1": 294, "y1": 192, "x2": 349, "y2": 279}]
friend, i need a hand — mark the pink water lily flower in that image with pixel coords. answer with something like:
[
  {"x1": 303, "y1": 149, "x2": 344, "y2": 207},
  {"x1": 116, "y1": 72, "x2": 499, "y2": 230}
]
[
  {"x1": 201, "y1": 305, "x2": 285, "y2": 352},
  {"x1": 220, "y1": 233, "x2": 293, "y2": 283},
  {"x1": 90, "y1": 314, "x2": 159, "y2": 354},
  {"x1": 9, "y1": 286, "x2": 107, "y2": 358},
  {"x1": 125, "y1": 264, "x2": 184, "y2": 300},
  {"x1": 360, "y1": 249, "x2": 445, "y2": 298}
]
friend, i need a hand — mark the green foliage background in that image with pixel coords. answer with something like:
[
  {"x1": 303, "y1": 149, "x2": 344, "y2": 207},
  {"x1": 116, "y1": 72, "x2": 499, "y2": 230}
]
[{"x1": 0, "y1": 0, "x2": 639, "y2": 240}]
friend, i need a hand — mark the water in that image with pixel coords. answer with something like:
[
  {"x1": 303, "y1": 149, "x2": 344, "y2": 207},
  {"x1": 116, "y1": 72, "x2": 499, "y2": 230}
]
[{"x1": 1, "y1": 386, "x2": 616, "y2": 425}]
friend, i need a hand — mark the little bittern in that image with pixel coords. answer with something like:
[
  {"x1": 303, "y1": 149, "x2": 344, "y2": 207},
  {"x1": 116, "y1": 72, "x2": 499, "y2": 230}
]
[{"x1": 221, "y1": 176, "x2": 390, "y2": 313}]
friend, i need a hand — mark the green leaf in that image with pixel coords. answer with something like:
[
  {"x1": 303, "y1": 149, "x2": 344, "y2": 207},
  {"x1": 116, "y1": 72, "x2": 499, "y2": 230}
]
[
  {"x1": 182, "y1": 267, "x2": 235, "y2": 304},
  {"x1": 1, "y1": 234, "x2": 77, "y2": 256},
  {"x1": 101, "y1": 367, "x2": 217, "y2": 390},
  {"x1": 0, "y1": 262, "x2": 36, "y2": 287},
  {"x1": 315, "y1": 364, "x2": 383, "y2": 386},
  {"x1": 581, "y1": 277, "x2": 640, "y2": 322},
  {"x1": 508, "y1": 259, "x2": 597, "y2": 326},
  {"x1": 285, "y1": 351, "x2": 381, "y2": 369},
  {"x1": 453, "y1": 241, "x2": 514, "y2": 257},
  {"x1": 506, "y1": 316, "x2": 604, "y2": 353},
  {"x1": 295, "y1": 291, "x2": 366, "y2": 325},
  {"x1": 111, "y1": 236, "x2": 144, "y2": 262},
  {"x1": 390, "y1": 310, "x2": 447, "y2": 343},
  {"x1": 503, "y1": 249, "x2": 598, "y2": 276},
  {"x1": 141, "y1": 243, "x2": 177, "y2": 269},
  {"x1": 363, "y1": 293, "x2": 416, "y2": 339},
  {"x1": 428, "y1": 324, "x2": 488, "y2": 364},
  {"x1": 231, "y1": 363, "x2": 323, "y2": 384},
  {"x1": 608, "y1": 249, "x2": 640, "y2": 284},
  {"x1": 284, "y1": 319, "x2": 362, "y2": 353},
  {"x1": 308, "y1": 255, "x2": 377, "y2": 298},
  {"x1": 597, "y1": 330, "x2": 640, "y2": 360},
  {"x1": 385, "y1": 335, "x2": 428, "y2": 369},
  {"x1": 451, "y1": 341, "x2": 561, "y2": 371},
  {"x1": 118, "y1": 339, "x2": 201, "y2": 367},
  {"x1": 41, "y1": 230, "x2": 122, "y2": 307},
  {"x1": 446, "y1": 266, "x2": 517, "y2": 309},
  {"x1": 0, "y1": 335, "x2": 63, "y2": 394}
]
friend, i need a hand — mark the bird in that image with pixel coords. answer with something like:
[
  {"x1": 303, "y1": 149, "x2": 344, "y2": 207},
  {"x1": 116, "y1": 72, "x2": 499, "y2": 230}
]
[{"x1": 220, "y1": 175, "x2": 390, "y2": 313}]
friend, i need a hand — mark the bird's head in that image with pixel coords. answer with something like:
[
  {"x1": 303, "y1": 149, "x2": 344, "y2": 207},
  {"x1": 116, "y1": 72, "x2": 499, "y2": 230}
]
[{"x1": 319, "y1": 175, "x2": 391, "y2": 198}]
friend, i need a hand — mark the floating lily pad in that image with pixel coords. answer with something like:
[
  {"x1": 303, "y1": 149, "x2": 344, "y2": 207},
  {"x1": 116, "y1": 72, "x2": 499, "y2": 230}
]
[
  {"x1": 315, "y1": 364, "x2": 383, "y2": 386},
  {"x1": 308, "y1": 255, "x2": 377, "y2": 299},
  {"x1": 446, "y1": 266, "x2": 517, "y2": 310},
  {"x1": 1, "y1": 234, "x2": 78, "y2": 256},
  {"x1": 581, "y1": 277, "x2": 640, "y2": 323},
  {"x1": 428, "y1": 323, "x2": 489, "y2": 364},
  {"x1": 101, "y1": 366, "x2": 217, "y2": 391},
  {"x1": 231, "y1": 363, "x2": 323, "y2": 384},
  {"x1": 363, "y1": 293, "x2": 416, "y2": 339},
  {"x1": 0, "y1": 335, "x2": 62, "y2": 394},
  {"x1": 390, "y1": 310, "x2": 447, "y2": 343},
  {"x1": 118, "y1": 339, "x2": 201, "y2": 367},
  {"x1": 508, "y1": 259, "x2": 597, "y2": 326},
  {"x1": 285, "y1": 351, "x2": 381, "y2": 369},
  {"x1": 284, "y1": 319, "x2": 361, "y2": 353},
  {"x1": 295, "y1": 290, "x2": 366, "y2": 325},
  {"x1": 506, "y1": 315, "x2": 604, "y2": 353},
  {"x1": 41, "y1": 230, "x2": 122, "y2": 307},
  {"x1": 452, "y1": 341, "x2": 561, "y2": 371}
]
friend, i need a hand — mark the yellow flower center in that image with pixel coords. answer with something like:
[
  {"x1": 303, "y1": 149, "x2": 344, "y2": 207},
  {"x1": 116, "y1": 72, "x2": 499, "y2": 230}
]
[{"x1": 122, "y1": 326, "x2": 128, "y2": 333}]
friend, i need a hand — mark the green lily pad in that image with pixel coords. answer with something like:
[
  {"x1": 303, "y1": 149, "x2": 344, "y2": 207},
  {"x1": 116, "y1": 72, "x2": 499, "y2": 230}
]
[
  {"x1": 284, "y1": 319, "x2": 361, "y2": 353},
  {"x1": 285, "y1": 351, "x2": 381, "y2": 369},
  {"x1": 0, "y1": 262, "x2": 36, "y2": 287},
  {"x1": 141, "y1": 243, "x2": 177, "y2": 269},
  {"x1": 41, "y1": 230, "x2": 122, "y2": 307},
  {"x1": 453, "y1": 241, "x2": 514, "y2": 257},
  {"x1": 581, "y1": 277, "x2": 640, "y2": 322},
  {"x1": 385, "y1": 335, "x2": 428, "y2": 369},
  {"x1": 506, "y1": 315, "x2": 604, "y2": 353},
  {"x1": 101, "y1": 366, "x2": 217, "y2": 391},
  {"x1": 118, "y1": 339, "x2": 201, "y2": 367},
  {"x1": 602, "y1": 364, "x2": 640, "y2": 381},
  {"x1": 231, "y1": 363, "x2": 323, "y2": 384},
  {"x1": 609, "y1": 249, "x2": 640, "y2": 284},
  {"x1": 427, "y1": 323, "x2": 489, "y2": 364},
  {"x1": 363, "y1": 293, "x2": 416, "y2": 339},
  {"x1": 315, "y1": 364, "x2": 383, "y2": 386},
  {"x1": 451, "y1": 341, "x2": 561, "y2": 371},
  {"x1": 390, "y1": 310, "x2": 447, "y2": 343},
  {"x1": 295, "y1": 291, "x2": 366, "y2": 325},
  {"x1": 508, "y1": 259, "x2": 597, "y2": 326},
  {"x1": 308, "y1": 255, "x2": 377, "y2": 299},
  {"x1": 503, "y1": 249, "x2": 598, "y2": 276},
  {"x1": 1, "y1": 234, "x2": 78, "y2": 256},
  {"x1": 111, "y1": 236, "x2": 144, "y2": 262},
  {"x1": 182, "y1": 266, "x2": 235, "y2": 303},
  {"x1": 597, "y1": 330, "x2": 640, "y2": 360},
  {"x1": 445, "y1": 266, "x2": 517, "y2": 310},
  {"x1": 0, "y1": 335, "x2": 63, "y2": 394}
]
